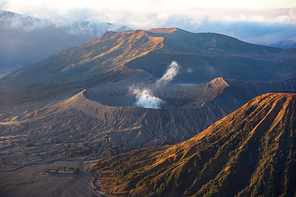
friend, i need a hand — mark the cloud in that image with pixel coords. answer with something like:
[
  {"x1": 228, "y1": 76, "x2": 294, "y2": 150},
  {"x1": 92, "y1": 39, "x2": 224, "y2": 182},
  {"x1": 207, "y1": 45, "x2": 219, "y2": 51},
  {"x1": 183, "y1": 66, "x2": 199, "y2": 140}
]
[
  {"x1": 289, "y1": 7, "x2": 296, "y2": 24},
  {"x1": 65, "y1": 20, "x2": 129, "y2": 36},
  {"x1": 0, "y1": 11, "x2": 53, "y2": 30},
  {"x1": 3, "y1": 1, "x2": 296, "y2": 26},
  {"x1": 0, "y1": 9, "x2": 129, "y2": 37},
  {"x1": 93, "y1": 7, "x2": 295, "y2": 46},
  {"x1": 2, "y1": 2, "x2": 296, "y2": 46},
  {"x1": 198, "y1": 18, "x2": 296, "y2": 45},
  {"x1": 157, "y1": 14, "x2": 296, "y2": 46},
  {"x1": 0, "y1": 1, "x2": 7, "y2": 10}
]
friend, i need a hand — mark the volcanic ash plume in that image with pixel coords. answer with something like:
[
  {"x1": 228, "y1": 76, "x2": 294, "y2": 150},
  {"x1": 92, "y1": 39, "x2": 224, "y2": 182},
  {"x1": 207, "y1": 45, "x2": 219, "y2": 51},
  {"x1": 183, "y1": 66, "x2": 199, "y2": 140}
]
[
  {"x1": 156, "y1": 61, "x2": 180, "y2": 87},
  {"x1": 131, "y1": 88, "x2": 163, "y2": 109}
]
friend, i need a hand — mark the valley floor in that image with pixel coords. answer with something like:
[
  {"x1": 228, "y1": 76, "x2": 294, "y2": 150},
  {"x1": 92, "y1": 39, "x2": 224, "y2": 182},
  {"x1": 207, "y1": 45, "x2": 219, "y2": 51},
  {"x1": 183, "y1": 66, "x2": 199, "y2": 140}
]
[
  {"x1": 0, "y1": 159, "x2": 108, "y2": 197},
  {"x1": 0, "y1": 97, "x2": 110, "y2": 196}
]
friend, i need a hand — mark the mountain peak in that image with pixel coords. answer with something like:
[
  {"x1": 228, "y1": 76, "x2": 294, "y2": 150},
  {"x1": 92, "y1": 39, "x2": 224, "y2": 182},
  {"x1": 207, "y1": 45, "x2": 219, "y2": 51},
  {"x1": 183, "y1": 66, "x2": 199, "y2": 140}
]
[
  {"x1": 209, "y1": 77, "x2": 228, "y2": 87},
  {"x1": 90, "y1": 92, "x2": 296, "y2": 197},
  {"x1": 1, "y1": 27, "x2": 295, "y2": 106},
  {"x1": 147, "y1": 27, "x2": 178, "y2": 34}
]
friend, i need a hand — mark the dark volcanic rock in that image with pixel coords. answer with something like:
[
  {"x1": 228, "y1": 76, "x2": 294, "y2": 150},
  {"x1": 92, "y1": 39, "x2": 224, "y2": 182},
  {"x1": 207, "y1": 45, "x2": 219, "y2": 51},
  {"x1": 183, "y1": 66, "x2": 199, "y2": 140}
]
[{"x1": 0, "y1": 74, "x2": 296, "y2": 166}]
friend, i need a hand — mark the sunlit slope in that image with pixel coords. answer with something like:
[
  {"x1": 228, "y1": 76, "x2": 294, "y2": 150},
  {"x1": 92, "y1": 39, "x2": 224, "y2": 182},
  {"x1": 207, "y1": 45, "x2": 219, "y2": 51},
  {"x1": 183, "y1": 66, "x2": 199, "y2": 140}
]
[
  {"x1": 1, "y1": 75, "x2": 295, "y2": 169},
  {"x1": 2, "y1": 30, "x2": 163, "y2": 85},
  {"x1": 0, "y1": 27, "x2": 295, "y2": 106},
  {"x1": 0, "y1": 30, "x2": 163, "y2": 105},
  {"x1": 90, "y1": 92, "x2": 296, "y2": 197}
]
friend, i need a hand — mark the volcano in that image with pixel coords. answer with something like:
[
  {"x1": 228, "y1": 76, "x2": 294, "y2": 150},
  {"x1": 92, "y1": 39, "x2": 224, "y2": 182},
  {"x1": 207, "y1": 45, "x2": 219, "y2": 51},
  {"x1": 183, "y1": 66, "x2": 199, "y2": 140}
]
[
  {"x1": 0, "y1": 26, "x2": 295, "y2": 197},
  {"x1": 1, "y1": 70, "x2": 295, "y2": 167},
  {"x1": 90, "y1": 92, "x2": 296, "y2": 197},
  {"x1": 0, "y1": 28, "x2": 295, "y2": 106}
]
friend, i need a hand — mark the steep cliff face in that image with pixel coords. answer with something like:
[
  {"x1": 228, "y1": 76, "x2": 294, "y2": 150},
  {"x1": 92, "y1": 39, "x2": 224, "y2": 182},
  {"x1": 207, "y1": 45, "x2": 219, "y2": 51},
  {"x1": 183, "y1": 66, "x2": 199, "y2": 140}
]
[{"x1": 90, "y1": 92, "x2": 296, "y2": 197}]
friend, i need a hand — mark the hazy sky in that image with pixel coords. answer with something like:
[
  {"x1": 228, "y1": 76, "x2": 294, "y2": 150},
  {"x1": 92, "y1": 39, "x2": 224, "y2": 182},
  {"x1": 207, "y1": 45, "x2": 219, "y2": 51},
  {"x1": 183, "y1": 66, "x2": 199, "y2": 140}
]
[{"x1": 1, "y1": 0, "x2": 296, "y2": 45}]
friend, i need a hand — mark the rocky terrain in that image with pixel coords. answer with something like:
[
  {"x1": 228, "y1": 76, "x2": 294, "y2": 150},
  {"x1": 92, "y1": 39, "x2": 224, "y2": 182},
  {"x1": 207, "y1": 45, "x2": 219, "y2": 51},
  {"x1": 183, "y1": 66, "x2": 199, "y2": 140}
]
[
  {"x1": 90, "y1": 92, "x2": 296, "y2": 196},
  {"x1": 1, "y1": 28, "x2": 295, "y2": 106},
  {"x1": 0, "y1": 71, "x2": 295, "y2": 169},
  {"x1": 0, "y1": 24, "x2": 295, "y2": 197},
  {"x1": 0, "y1": 159, "x2": 108, "y2": 197},
  {"x1": 0, "y1": 72, "x2": 227, "y2": 167}
]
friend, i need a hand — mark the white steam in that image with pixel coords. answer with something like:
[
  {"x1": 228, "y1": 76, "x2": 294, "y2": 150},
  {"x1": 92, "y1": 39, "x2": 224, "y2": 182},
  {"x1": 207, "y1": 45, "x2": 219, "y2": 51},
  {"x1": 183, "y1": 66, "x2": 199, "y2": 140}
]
[
  {"x1": 156, "y1": 61, "x2": 180, "y2": 87},
  {"x1": 131, "y1": 88, "x2": 164, "y2": 109},
  {"x1": 130, "y1": 61, "x2": 180, "y2": 109}
]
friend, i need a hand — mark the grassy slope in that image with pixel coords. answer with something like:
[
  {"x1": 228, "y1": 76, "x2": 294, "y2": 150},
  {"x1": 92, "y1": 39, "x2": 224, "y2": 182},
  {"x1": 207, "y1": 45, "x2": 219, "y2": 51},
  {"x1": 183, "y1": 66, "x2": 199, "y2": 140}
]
[{"x1": 90, "y1": 92, "x2": 296, "y2": 197}]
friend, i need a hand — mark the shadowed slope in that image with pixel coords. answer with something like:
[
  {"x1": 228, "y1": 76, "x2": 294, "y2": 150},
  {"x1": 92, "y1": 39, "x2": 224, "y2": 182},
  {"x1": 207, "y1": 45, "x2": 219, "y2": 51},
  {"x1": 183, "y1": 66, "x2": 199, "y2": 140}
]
[
  {"x1": 147, "y1": 28, "x2": 284, "y2": 55},
  {"x1": 0, "y1": 27, "x2": 295, "y2": 106},
  {"x1": 84, "y1": 73, "x2": 229, "y2": 109},
  {"x1": 1, "y1": 74, "x2": 295, "y2": 167},
  {"x1": 0, "y1": 74, "x2": 231, "y2": 167},
  {"x1": 90, "y1": 92, "x2": 296, "y2": 197},
  {"x1": 127, "y1": 28, "x2": 296, "y2": 82},
  {"x1": 2, "y1": 30, "x2": 163, "y2": 85},
  {"x1": 207, "y1": 77, "x2": 296, "y2": 115}
]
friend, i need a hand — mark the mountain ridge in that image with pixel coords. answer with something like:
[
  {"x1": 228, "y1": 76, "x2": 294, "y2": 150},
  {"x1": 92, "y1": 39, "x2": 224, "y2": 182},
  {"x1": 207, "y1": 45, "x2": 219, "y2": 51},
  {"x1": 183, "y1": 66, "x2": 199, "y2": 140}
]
[
  {"x1": 89, "y1": 92, "x2": 296, "y2": 196},
  {"x1": 0, "y1": 74, "x2": 295, "y2": 167},
  {"x1": 0, "y1": 10, "x2": 130, "y2": 75},
  {"x1": 146, "y1": 27, "x2": 285, "y2": 55},
  {"x1": 0, "y1": 27, "x2": 295, "y2": 106}
]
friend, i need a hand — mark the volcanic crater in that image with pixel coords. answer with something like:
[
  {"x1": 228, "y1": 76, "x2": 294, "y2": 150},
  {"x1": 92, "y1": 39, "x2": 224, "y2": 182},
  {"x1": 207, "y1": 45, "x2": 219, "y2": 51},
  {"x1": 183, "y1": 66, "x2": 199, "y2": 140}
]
[{"x1": 83, "y1": 70, "x2": 228, "y2": 110}]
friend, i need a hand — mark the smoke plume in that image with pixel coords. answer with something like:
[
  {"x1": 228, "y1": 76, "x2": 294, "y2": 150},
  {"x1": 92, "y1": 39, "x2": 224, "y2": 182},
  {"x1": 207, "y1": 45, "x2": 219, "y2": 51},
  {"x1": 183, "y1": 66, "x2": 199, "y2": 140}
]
[
  {"x1": 130, "y1": 88, "x2": 163, "y2": 109},
  {"x1": 130, "y1": 61, "x2": 180, "y2": 109},
  {"x1": 156, "y1": 61, "x2": 180, "y2": 87}
]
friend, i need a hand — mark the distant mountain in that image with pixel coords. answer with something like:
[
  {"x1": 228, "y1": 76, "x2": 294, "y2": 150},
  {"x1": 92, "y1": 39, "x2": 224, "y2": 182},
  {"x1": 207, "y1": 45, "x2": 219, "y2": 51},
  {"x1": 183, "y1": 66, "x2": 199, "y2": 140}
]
[
  {"x1": 89, "y1": 92, "x2": 296, "y2": 197},
  {"x1": 269, "y1": 40, "x2": 296, "y2": 49},
  {"x1": 0, "y1": 11, "x2": 129, "y2": 76},
  {"x1": 127, "y1": 28, "x2": 296, "y2": 82},
  {"x1": 0, "y1": 27, "x2": 295, "y2": 106}
]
